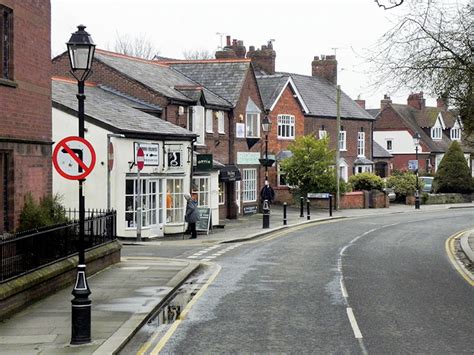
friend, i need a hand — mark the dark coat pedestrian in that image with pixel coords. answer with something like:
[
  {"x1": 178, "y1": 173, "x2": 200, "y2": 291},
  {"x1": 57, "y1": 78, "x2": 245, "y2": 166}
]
[
  {"x1": 184, "y1": 193, "x2": 199, "y2": 239},
  {"x1": 260, "y1": 182, "x2": 275, "y2": 203}
]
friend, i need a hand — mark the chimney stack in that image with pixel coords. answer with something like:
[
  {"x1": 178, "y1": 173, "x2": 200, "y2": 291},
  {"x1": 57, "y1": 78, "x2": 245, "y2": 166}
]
[
  {"x1": 381, "y1": 94, "x2": 392, "y2": 108},
  {"x1": 355, "y1": 98, "x2": 366, "y2": 109},
  {"x1": 246, "y1": 40, "x2": 276, "y2": 75},
  {"x1": 215, "y1": 35, "x2": 246, "y2": 59},
  {"x1": 437, "y1": 97, "x2": 447, "y2": 111},
  {"x1": 407, "y1": 92, "x2": 425, "y2": 110},
  {"x1": 311, "y1": 55, "x2": 337, "y2": 84}
]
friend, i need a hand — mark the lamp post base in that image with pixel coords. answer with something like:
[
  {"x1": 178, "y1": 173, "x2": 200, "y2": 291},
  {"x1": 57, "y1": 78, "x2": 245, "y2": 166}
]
[
  {"x1": 71, "y1": 264, "x2": 91, "y2": 345},
  {"x1": 415, "y1": 190, "x2": 420, "y2": 210}
]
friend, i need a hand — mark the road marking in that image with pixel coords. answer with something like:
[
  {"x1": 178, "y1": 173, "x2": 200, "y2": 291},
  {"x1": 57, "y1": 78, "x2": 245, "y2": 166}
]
[
  {"x1": 340, "y1": 277, "x2": 348, "y2": 298},
  {"x1": 445, "y1": 232, "x2": 474, "y2": 286},
  {"x1": 346, "y1": 307, "x2": 363, "y2": 339},
  {"x1": 149, "y1": 264, "x2": 222, "y2": 355}
]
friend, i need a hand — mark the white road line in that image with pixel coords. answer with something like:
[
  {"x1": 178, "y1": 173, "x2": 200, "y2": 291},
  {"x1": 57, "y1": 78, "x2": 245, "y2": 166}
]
[
  {"x1": 340, "y1": 277, "x2": 348, "y2": 298},
  {"x1": 187, "y1": 256, "x2": 199, "y2": 259},
  {"x1": 201, "y1": 258, "x2": 212, "y2": 262},
  {"x1": 346, "y1": 307, "x2": 363, "y2": 339}
]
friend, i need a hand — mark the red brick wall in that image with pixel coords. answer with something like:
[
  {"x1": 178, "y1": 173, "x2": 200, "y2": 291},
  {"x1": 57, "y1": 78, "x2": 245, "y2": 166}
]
[
  {"x1": 340, "y1": 192, "x2": 365, "y2": 209},
  {"x1": 305, "y1": 116, "x2": 373, "y2": 176},
  {"x1": 0, "y1": 0, "x2": 52, "y2": 232}
]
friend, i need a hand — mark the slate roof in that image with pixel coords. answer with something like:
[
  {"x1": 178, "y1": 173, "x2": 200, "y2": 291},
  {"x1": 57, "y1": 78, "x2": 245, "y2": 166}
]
[
  {"x1": 52, "y1": 78, "x2": 196, "y2": 138},
  {"x1": 94, "y1": 50, "x2": 231, "y2": 108},
  {"x1": 165, "y1": 60, "x2": 251, "y2": 107},
  {"x1": 281, "y1": 73, "x2": 374, "y2": 120},
  {"x1": 366, "y1": 109, "x2": 380, "y2": 119},
  {"x1": 255, "y1": 74, "x2": 290, "y2": 110},
  {"x1": 373, "y1": 141, "x2": 393, "y2": 158}
]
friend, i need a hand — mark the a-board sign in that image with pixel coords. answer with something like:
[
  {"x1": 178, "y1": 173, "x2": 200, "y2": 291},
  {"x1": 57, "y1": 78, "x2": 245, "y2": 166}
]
[{"x1": 196, "y1": 207, "x2": 211, "y2": 234}]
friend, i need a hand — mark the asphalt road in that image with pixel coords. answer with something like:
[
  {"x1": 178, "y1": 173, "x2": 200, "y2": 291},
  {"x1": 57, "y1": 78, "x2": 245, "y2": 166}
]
[{"x1": 128, "y1": 209, "x2": 474, "y2": 354}]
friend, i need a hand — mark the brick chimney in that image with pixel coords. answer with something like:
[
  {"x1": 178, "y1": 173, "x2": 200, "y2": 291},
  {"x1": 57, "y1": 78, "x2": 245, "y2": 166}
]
[
  {"x1": 215, "y1": 36, "x2": 246, "y2": 59},
  {"x1": 246, "y1": 40, "x2": 276, "y2": 75},
  {"x1": 355, "y1": 98, "x2": 366, "y2": 109},
  {"x1": 311, "y1": 55, "x2": 337, "y2": 84},
  {"x1": 407, "y1": 92, "x2": 425, "y2": 110},
  {"x1": 381, "y1": 94, "x2": 392, "y2": 108},
  {"x1": 437, "y1": 97, "x2": 448, "y2": 111}
]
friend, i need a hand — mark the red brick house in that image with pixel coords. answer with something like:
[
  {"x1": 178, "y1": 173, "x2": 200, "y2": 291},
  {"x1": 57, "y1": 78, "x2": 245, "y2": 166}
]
[
  {"x1": 371, "y1": 93, "x2": 474, "y2": 176},
  {"x1": 0, "y1": 0, "x2": 52, "y2": 233}
]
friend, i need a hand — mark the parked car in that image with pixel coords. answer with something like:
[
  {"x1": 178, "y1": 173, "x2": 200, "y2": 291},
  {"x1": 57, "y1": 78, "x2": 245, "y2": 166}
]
[
  {"x1": 420, "y1": 176, "x2": 434, "y2": 193},
  {"x1": 384, "y1": 187, "x2": 396, "y2": 201}
]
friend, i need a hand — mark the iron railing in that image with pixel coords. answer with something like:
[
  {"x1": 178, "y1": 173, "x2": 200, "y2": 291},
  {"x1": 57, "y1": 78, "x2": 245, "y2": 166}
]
[{"x1": 0, "y1": 210, "x2": 116, "y2": 283}]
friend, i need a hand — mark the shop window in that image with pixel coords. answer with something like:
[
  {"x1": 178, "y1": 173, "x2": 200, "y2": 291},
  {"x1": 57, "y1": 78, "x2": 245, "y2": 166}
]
[
  {"x1": 125, "y1": 178, "x2": 157, "y2": 228},
  {"x1": 193, "y1": 176, "x2": 210, "y2": 207},
  {"x1": 242, "y1": 168, "x2": 257, "y2": 202},
  {"x1": 166, "y1": 178, "x2": 184, "y2": 223}
]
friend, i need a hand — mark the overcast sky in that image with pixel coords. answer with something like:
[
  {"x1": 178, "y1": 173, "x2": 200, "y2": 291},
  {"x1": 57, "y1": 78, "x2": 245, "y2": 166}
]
[{"x1": 51, "y1": 0, "x2": 437, "y2": 109}]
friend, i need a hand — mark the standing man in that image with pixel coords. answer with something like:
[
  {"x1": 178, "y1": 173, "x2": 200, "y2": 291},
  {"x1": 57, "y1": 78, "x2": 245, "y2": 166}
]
[
  {"x1": 260, "y1": 180, "x2": 275, "y2": 205},
  {"x1": 184, "y1": 193, "x2": 199, "y2": 239}
]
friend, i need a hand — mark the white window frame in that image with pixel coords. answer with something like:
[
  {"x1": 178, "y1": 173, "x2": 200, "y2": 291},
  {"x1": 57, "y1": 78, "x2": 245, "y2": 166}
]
[
  {"x1": 217, "y1": 111, "x2": 225, "y2": 134},
  {"x1": 218, "y1": 181, "x2": 225, "y2": 205},
  {"x1": 193, "y1": 176, "x2": 210, "y2": 207},
  {"x1": 246, "y1": 113, "x2": 260, "y2": 138},
  {"x1": 125, "y1": 178, "x2": 157, "y2": 229},
  {"x1": 339, "y1": 130, "x2": 346, "y2": 151},
  {"x1": 277, "y1": 114, "x2": 295, "y2": 139},
  {"x1": 166, "y1": 178, "x2": 184, "y2": 224},
  {"x1": 386, "y1": 139, "x2": 393, "y2": 151},
  {"x1": 357, "y1": 131, "x2": 365, "y2": 157},
  {"x1": 319, "y1": 129, "x2": 328, "y2": 140},
  {"x1": 205, "y1": 109, "x2": 213, "y2": 133},
  {"x1": 431, "y1": 126, "x2": 442, "y2": 140},
  {"x1": 450, "y1": 124, "x2": 461, "y2": 140},
  {"x1": 190, "y1": 105, "x2": 205, "y2": 145},
  {"x1": 277, "y1": 163, "x2": 288, "y2": 187},
  {"x1": 242, "y1": 168, "x2": 257, "y2": 202}
]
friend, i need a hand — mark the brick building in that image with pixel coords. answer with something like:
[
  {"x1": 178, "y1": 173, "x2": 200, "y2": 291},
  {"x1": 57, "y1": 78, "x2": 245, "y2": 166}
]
[{"x1": 0, "y1": 0, "x2": 52, "y2": 233}]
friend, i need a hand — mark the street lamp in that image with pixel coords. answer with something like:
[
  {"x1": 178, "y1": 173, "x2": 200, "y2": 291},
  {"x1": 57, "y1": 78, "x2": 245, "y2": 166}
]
[
  {"x1": 413, "y1": 132, "x2": 421, "y2": 210},
  {"x1": 66, "y1": 24, "x2": 96, "y2": 345},
  {"x1": 261, "y1": 114, "x2": 272, "y2": 181}
]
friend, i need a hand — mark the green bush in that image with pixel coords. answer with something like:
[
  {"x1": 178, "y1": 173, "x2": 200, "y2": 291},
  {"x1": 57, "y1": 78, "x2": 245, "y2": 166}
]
[
  {"x1": 387, "y1": 172, "x2": 421, "y2": 200},
  {"x1": 433, "y1": 141, "x2": 472, "y2": 193},
  {"x1": 18, "y1": 193, "x2": 68, "y2": 232},
  {"x1": 348, "y1": 172, "x2": 385, "y2": 191}
]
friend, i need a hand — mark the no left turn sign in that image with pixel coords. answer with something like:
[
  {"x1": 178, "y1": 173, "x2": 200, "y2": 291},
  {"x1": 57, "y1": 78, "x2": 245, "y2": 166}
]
[{"x1": 53, "y1": 136, "x2": 96, "y2": 180}]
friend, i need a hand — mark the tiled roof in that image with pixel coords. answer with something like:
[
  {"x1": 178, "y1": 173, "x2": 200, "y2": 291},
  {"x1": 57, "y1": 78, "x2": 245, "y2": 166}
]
[
  {"x1": 373, "y1": 141, "x2": 393, "y2": 158},
  {"x1": 366, "y1": 109, "x2": 380, "y2": 118},
  {"x1": 256, "y1": 74, "x2": 290, "y2": 110},
  {"x1": 52, "y1": 78, "x2": 196, "y2": 138},
  {"x1": 94, "y1": 50, "x2": 231, "y2": 108},
  {"x1": 166, "y1": 60, "x2": 251, "y2": 107},
  {"x1": 284, "y1": 73, "x2": 374, "y2": 120}
]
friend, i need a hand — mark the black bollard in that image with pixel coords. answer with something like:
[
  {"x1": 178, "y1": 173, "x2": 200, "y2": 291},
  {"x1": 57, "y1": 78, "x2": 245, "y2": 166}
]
[
  {"x1": 306, "y1": 199, "x2": 310, "y2": 220},
  {"x1": 300, "y1": 196, "x2": 304, "y2": 217},
  {"x1": 329, "y1": 195, "x2": 333, "y2": 217},
  {"x1": 262, "y1": 200, "x2": 270, "y2": 229},
  {"x1": 283, "y1": 202, "x2": 287, "y2": 225}
]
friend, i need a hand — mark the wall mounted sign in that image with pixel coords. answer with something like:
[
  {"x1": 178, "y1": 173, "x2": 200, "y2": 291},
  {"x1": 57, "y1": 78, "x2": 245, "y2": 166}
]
[
  {"x1": 196, "y1": 154, "x2": 213, "y2": 171},
  {"x1": 168, "y1": 151, "x2": 182, "y2": 168},
  {"x1": 134, "y1": 142, "x2": 159, "y2": 166},
  {"x1": 53, "y1": 136, "x2": 96, "y2": 180},
  {"x1": 237, "y1": 152, "x2": 260, "y2": 165}
]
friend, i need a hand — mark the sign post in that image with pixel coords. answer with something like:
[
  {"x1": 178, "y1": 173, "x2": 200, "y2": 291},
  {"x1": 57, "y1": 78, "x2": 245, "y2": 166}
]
[{"x1": 136, "y1": 146, "x2": 144, "y2": 241}]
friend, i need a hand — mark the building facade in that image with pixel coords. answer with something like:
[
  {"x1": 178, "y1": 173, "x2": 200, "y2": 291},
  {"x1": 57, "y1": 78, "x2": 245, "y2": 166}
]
[{"x1": 0, "y1": 0, "x2": 52, "y2": 233}]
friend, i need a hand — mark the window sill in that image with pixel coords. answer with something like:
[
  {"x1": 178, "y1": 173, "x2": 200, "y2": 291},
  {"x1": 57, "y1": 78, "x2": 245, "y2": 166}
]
[
  {"x1": 277, "y1": 137, "x2": 295, "y2": 140},
  {"x1": 0, "y1": 78, "x2": 18, "y2": 88}
]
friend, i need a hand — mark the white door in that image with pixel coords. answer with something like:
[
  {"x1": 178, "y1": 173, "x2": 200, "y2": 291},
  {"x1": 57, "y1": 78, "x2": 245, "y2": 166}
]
[{"x1": 149, "y1": 179, "x2": 164, "y2": 237}]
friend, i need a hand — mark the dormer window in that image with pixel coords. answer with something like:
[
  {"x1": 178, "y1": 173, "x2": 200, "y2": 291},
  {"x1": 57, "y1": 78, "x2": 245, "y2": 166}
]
[
  {"x1": 450, "y1": 120, "x2": 461, "y2": 140},
  {"x1": 431, "y1": 126, "x2": 442, "y2": 140}
]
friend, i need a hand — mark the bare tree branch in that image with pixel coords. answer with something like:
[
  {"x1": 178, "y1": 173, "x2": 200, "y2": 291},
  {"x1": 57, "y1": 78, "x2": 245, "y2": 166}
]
[
  {"x1": 374, "y1": 0, "x2": 404, "y2": 10},
  {"x1": 111, "y1": 32, "x2": 160, "y2": 60},
  {"x1": 182, "y1": 49, "x2": 214, "y2": 60}
]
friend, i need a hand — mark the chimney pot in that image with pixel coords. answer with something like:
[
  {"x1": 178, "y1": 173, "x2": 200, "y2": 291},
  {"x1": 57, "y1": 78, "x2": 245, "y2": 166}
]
[{"x1": 226, "y1": 35, "x2": 231, "y2": 46}]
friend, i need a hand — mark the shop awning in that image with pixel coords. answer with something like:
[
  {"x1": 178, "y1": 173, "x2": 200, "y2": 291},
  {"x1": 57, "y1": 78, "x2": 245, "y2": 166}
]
[{"x1": 219, "y1": 164, "x2": 241, "y2": 181}]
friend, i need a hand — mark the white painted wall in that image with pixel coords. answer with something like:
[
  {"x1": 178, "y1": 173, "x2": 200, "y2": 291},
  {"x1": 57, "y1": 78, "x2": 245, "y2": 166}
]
[
  {"x1": 373, "y1": 131, "x2": 423, "y2": 154},
  {"x1": 52, "y1": 108, "x2": 194, "y2": 238}
]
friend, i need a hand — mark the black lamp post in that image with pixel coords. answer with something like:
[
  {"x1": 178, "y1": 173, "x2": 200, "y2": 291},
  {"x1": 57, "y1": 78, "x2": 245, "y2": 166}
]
[
  {"x1": 261, "y1": 114, "x2": 272, "y2": 181},
  {"x1": 66, "y1": 24, "x2": 96, "y2": 345},
  {"x1": 413, "y1": 132, "x2": 421, "y2": 210}
]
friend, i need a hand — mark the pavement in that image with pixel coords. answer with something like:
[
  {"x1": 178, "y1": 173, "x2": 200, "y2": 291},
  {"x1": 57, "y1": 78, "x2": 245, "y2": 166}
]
[{"x1": 0, "y1": 202, "x2": 472, "y2": 354}]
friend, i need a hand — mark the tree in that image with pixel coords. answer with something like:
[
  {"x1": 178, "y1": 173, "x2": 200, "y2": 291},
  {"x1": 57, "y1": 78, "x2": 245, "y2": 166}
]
[
  {"x1": 433, "y1": 140, "x2": 472, "y2": 193},
  {"x1": 279, "y1": 135, "x2": 338, "y2": 198},
  {"x1": 367, "y1": 1, "x2": 473, "y2": 145},
  {"x1": 182, "y1": 49, "x2": 214, "y2": 60},
  {"x1": 111, "y1": 32, "x2": 160, "y2": 60}
]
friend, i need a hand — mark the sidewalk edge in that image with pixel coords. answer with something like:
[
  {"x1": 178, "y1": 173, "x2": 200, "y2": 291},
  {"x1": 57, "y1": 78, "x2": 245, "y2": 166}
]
[
  {"x1": 460, "y1": 231, "x2": 474, "y2": 263},
  {"x1": 93, "y1": 259, "x2": 200, "y2": 355}
]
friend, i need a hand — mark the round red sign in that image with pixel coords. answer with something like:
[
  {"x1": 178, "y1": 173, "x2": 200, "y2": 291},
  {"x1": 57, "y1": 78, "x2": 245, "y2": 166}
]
[
  {"x1": 52, "y1": 136, "x2": 96, "y2": 180},
  {"x1": 137, "y1": 147, "x2": 145, "y2": 171}
]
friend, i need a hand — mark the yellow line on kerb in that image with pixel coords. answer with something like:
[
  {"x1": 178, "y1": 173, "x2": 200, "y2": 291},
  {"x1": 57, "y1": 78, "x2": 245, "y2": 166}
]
[
  {"x1": 137, "y1": 263, "x2": 222, "y2": 355},
  {"x1": 445, "y1": 232, "x2": 474, "y2": 286}
]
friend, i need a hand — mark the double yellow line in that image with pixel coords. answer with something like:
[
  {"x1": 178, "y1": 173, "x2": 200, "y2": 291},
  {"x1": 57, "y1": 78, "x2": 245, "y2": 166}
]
[{"x1": 445, "y1": 231, "x2": 474, "y2": 286}]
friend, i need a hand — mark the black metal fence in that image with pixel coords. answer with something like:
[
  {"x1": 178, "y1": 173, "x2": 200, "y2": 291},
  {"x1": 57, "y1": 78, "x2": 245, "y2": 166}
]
[{"x1": 0, "y1": 210, "x2": 116, "y2": 283}]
